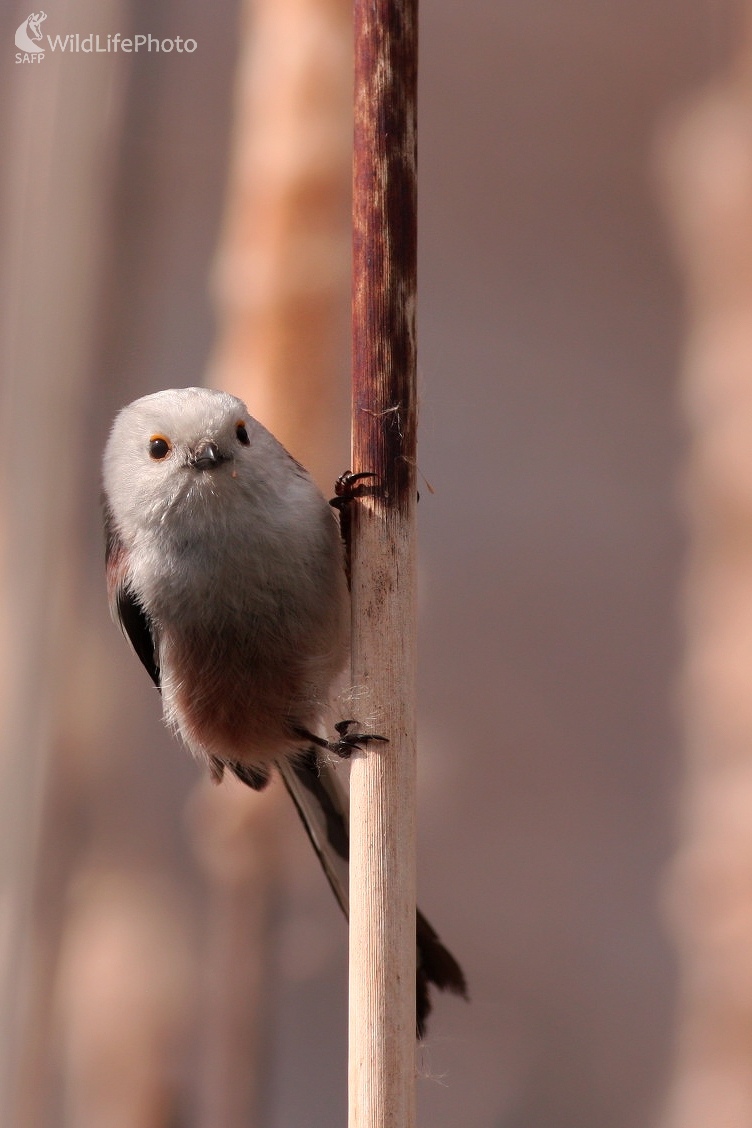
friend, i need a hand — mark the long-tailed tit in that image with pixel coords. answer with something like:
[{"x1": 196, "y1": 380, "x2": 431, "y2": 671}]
[{"x1": 102, "y1": 386, "x2": 466, "y2": 1034}]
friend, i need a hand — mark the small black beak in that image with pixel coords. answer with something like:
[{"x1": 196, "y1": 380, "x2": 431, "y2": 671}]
[{"x1": 191, "y1": 441, "x2": 224, "y2": 470}]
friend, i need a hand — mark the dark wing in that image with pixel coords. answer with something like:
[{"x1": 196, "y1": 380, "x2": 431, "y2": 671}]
[{"x1": 104, "y1": 500, "x2": 160, "y2": 688}]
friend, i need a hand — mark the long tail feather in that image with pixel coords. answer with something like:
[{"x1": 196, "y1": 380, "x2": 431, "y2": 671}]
[
  {"x1": 276, "y1": 748, "x2": 468, "y2": 1036},
  {"x1": 276, "y1": 748, "x2": 350, "y2": 917}
]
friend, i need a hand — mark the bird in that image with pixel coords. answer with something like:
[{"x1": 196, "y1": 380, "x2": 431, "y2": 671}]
[{"x1": 102, "y1": 386, "x2": 467, "y2": 1035}]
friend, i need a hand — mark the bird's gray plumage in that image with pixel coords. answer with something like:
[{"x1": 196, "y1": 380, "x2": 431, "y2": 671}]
[
  {"x1": 103, "y1": 387, "x2": 467, "y2": 1035},
  {"x1": 104, "y1": 387, "x2": 350, "y2": 776}
]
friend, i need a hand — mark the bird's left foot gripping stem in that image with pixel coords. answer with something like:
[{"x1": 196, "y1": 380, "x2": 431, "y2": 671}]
[
  {"x1": 294, "y1": 720, "x2": 388, "y2": 760},
  {"x1": 328, "y1": 470, "x2": 379, "y2": 511},
  {"x1": 329, "y1": 471, "x2": 380, "y2": 583}
]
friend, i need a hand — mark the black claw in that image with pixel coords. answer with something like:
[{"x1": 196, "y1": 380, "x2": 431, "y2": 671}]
[
  {"x1": 330, "y1": 471, "x2": 382, "y2": 588},
  {"x1": 329, "y1": 470, "x2": 379, "y2": 510},
  {"x1": 332, "y1": 730, "x2": 389, "y2": 759},
  {"x1": 293, "y1": 723, "x2": 388, "y2": 760}
]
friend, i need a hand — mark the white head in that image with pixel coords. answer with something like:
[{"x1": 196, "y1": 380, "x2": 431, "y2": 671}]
[{"x1": 103, "y1": 387, "x2": 284, "y2": 542}]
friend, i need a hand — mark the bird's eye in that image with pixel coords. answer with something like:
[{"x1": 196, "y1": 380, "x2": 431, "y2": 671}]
[
  {"x1": 149, "y1": 435, "x2": 172, "y2": 460},
  {"x1": 236, "y1": 421, "x2": 250, "y2": 446}
]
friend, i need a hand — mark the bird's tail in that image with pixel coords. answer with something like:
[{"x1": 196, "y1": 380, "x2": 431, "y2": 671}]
[
  {"x1": 276, "y1": 748, "x2": 351, "y2": 916},
  {"x1": 276, "y1": 748, "x2": 468, "y2": 1037}
]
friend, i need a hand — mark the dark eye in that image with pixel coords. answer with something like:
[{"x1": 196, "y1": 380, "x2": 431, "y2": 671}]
[
  {"x1": 149, "y1": 435, "x2": 171, "y2": 460},
  {"x1": 236, "y1": 421, "x2": 250, "y2": 446}
]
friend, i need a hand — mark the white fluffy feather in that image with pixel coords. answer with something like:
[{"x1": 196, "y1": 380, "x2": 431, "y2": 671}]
[{"x1": 103, "y1": 387, "x2": 349, "y2": 771}]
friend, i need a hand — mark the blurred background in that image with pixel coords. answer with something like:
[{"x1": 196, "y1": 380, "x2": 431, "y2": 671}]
[{"x1": 0, "y1": 0, "x2": 747, "y2": 1125}]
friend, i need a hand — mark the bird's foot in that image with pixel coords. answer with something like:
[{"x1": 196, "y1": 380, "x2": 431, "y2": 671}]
[
  {"x1": 329, "y1": 471, "x2": 379, "y2": 510},
  {"x1": 294, "y1": 720, "x2": 388, "y2": 759},
  {"x1": 331, "y1": 718, "x2": 389, "y2": 758}
]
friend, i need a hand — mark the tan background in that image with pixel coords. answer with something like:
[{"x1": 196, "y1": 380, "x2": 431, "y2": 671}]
[{"x1": 0, "y1": 0, "x2": 740, "y2": 1125}]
